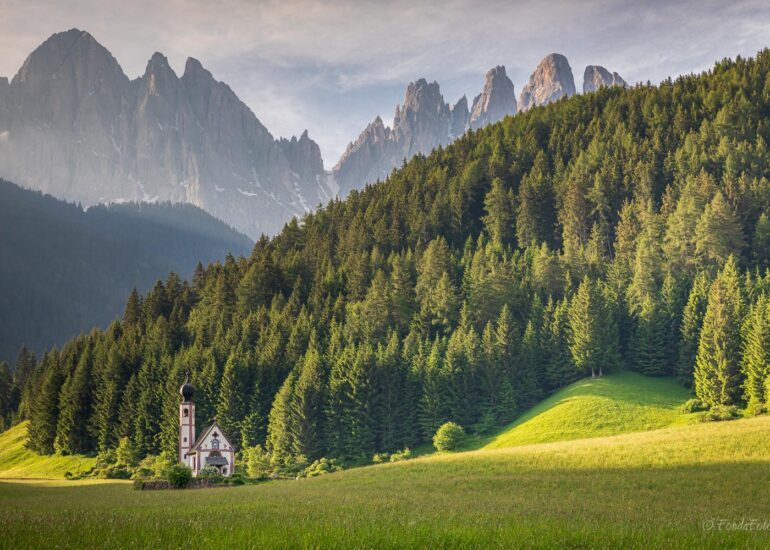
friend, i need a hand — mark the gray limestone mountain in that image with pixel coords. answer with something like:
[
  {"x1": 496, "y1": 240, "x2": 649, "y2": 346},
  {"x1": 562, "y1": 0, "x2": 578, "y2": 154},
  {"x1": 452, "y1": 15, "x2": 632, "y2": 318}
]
[
  {"x1": 519, "y1": 53, "x2": 576, "y2": 112},
  {"x1": 333, "y1": 66, "x2": 518, "y2": 196},
  {"x1": 583, "y1": 65, "x2": 627, "y2": 93},
  {"x1": 332, "y1": 78, "x2": 455, "y2": 196},
  {"x1": 450, "y1": 95, "x2": 470, "y2": 138},
  {"x1": 469, "y1": 66, "x2": 517, "y2": 130},
  {"x1": 0, "y1": 29, "x2": 334, "y2": 238}
]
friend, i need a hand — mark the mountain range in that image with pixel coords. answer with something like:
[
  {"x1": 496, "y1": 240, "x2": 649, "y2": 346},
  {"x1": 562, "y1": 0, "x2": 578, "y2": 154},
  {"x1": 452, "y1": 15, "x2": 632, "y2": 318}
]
[{"x1": 0, "y1": 29, "x2": 627, "y2": 236}]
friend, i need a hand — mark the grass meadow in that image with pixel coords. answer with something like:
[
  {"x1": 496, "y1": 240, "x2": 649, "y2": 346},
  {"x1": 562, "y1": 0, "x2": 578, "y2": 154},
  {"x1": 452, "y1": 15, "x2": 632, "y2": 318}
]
[{"x1": 2, "y1": 414, "x2": 770, "y2": 548}]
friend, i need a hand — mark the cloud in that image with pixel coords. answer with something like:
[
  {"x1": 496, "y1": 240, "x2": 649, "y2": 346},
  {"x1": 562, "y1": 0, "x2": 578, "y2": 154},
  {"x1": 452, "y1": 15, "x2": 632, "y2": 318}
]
[{"x1": 1, "y1": 0, "x2": 770, "y2": 163}]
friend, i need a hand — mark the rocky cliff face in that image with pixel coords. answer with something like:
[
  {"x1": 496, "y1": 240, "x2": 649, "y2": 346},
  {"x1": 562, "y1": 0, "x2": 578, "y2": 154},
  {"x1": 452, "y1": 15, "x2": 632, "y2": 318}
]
[
  {"x1": 583, "y1": 65, "x2": 627, "y2": 93},
  {"x1": 0, "y1": 29, "x2": 333, "y2": 238},
  {"x1": 519, "y1": 53, "x2": 576, "y2": 112},
  {"x1": 469, "y1": 66, "x2": 517, "y2": 130},
  {"x1": 333, "y1": 66, "x2": 519, "y2": 196},
  {"x1": 450, "y1": 95, "x2": 469, "y2": 138},
  {"x1": 332, "y1": 79, "x2": 456, "y2": 196}
]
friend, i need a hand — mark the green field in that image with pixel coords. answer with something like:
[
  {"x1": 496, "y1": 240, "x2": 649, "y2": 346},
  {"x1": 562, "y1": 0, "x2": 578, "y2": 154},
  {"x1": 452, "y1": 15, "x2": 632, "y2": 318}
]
[
  {"x1": 1, "y1": 417, "x2": 769, "y2": 548},
  {"x1": 1, "y1": 373, "x2": 769, "y2": 548},
  {"x1": 484, "y1": 371, "x2": 697, "y2": 448},
  {"x1": 0, "y1": 422, "x2": 95, "y2": 479}
]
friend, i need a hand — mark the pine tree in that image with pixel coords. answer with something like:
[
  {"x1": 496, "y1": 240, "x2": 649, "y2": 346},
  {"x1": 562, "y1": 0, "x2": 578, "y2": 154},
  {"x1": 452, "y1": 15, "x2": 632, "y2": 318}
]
[
  {"x1": 695, "y1": 191, "x2": 746, "y2": 271},
  {"x1": 630, "y1": 295, "x2": 668, "y2": 375},
  {"x1": 568, "y1": 277, "x2": 619, "y2": 377},
  {"x1": 26, "y1": 351, "x2": 64, "y2": 454},
  {"x1": 694, "y1": 256, "x2": 745, "y2": 407},
  {"x1": 544, "y1": 298, "x2": 578, "y2": 389},
  {"x1": 288, "y1": 342, "x2": 326, "y2": 460},
  {"x1": 216, "y1": 348, "x2": 248, "y2": 446},
  {"x1": 481, "y1": 178, "x2": 516, "y2": 249},
  {"x1": 740, "y1": 294, "x2": 770, "y2": 412},
  {"x1": 55, "y1": 343, "x2": 94, "y2": 454},
  {"x1": 676, "y1": 273, "x2": 710, "y2": 386},
  {"x1": 0, "y1": 361, "x2": 12, "y2": 430},
  {"x1": 516, "y1": 151, "x2": 555, "y2": 247}
]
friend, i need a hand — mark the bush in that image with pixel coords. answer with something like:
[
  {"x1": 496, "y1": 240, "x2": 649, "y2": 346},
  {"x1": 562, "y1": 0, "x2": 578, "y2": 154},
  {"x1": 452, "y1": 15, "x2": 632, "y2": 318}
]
[
  {"x1": 197, "y1": 466, "x2": 223, "y2": 480},
  {"x1": 134, "y1": 453, "x2": 175, "y2": 480},
  {"x1": 372, "y1": 452, "x2": 390, "y2": 463},
  {"x1": 132, "y1": 478, "x2": 146, "y2": 490},
  {"x1": 302, "y1": 457, "x2": 343, "y2": 478},
  {"x1": 245, "y1": 444, "x2": 273, "y2": 479},
  {"x1": 703, "y1": 405, "x2": 740, "y2": 422},
  {"x1": 680, "y1": 398, "x2": 707, "y2": 413},
  {"x1": 166, "y1": 464, "x2": 192, "y2": 488},
  {"x1": 389, "y1": 448, "x2": 412, "y2": 462},
  {"x1": 433, "y1": 422, "x2": 465, "y2": 451},
  {"x1": 745, "y1": 397, "x2": 766, "y2": 417},
  {"x1": 103, "y1": 465, "x2": 131, "y2": 479}
]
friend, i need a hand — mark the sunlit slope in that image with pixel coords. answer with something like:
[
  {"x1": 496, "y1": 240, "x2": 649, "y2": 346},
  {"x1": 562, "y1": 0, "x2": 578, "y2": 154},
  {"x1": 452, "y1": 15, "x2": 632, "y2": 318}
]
[
  {"x1": 0, "y1": 422, "x2": 95, "y2": 479},
  {"x1": 485, "y1": 370, "x2": 695, "y2": 449},
  {"x1": 2, "y1": 417, "x2": 770, "y2": 548}
]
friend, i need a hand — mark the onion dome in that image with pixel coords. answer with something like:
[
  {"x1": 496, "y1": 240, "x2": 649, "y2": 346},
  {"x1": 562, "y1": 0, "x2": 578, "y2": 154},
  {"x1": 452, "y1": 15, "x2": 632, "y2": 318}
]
[{"x1": 179, "y1": 373, "x2": 195, "y2": 402}]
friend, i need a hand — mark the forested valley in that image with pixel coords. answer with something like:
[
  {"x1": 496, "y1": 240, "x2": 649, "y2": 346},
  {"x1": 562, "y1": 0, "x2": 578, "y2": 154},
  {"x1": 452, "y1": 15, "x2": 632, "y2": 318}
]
[{"x1": 3, "y1": 51, "x2": 770, "y2": 476}]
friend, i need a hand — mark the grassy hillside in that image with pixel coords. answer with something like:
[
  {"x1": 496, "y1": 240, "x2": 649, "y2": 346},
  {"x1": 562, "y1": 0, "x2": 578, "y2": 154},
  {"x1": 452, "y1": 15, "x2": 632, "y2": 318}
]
[
  {"x1": 1, "y1": 416, "x2": 769, "y2": 548},
  {"x1": 0, "y1": 422, "x2": 95, "y2": 479},
  {"x1": 484, "y1": 371, "x2": 696, "y2": 449}
]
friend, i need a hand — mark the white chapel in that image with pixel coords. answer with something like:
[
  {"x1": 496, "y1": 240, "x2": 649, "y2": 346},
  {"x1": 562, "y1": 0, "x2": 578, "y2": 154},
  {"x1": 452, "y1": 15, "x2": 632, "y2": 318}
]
[{"x1": 179, "y1": 376, "x2": 235, "y2": 477}]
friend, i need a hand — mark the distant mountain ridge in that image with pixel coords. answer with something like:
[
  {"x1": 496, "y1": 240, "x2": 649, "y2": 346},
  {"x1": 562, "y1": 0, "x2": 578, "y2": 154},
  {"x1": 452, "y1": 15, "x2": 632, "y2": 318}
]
[
  {"x1": 0, "y1": 29, "x2": 334, "y2": 239},
  {"x1": 0, "y1": 29, "x2": 628, "y2": 227},
  {"x1": 0, "y1": 179, "x2": 253, "y2": 362},
  {"x1": 332, "y1": 55, "x2": 625, "y2": 195}
]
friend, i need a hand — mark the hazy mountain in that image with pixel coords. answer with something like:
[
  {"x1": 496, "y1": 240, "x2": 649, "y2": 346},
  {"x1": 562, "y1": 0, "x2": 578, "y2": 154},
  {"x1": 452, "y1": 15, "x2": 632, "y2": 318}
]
[
  {"x1": 0, "y1": 29, "x2": 335, "y2": 239},
  {"x1": 519, "y1": 53, "x2": 576, "y2": 112},
  {"x1": 0, "y1": 179, "x2": 253, "y2": 363},
  {"x1": 583, "y1": 65, "x2": 627, "y2": 93},
  {"x1": 333, "y1": 66, "x2": 518, "y2": 196},
  {"x1": 469, "y1": 65, "x2": 517, "y2": 130}
]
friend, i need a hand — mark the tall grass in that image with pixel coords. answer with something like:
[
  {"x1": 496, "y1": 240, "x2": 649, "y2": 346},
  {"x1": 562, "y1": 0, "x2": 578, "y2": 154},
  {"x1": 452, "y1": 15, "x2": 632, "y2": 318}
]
[{"x1": 1, "y1": 416, "x2": 769, "y2": 548}]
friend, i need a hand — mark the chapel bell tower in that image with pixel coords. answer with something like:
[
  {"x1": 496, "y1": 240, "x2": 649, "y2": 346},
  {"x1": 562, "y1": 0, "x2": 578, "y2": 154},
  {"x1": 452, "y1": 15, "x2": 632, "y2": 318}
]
[{"x1": 179, "y1": 374, "x2": 196, "y2": 465}]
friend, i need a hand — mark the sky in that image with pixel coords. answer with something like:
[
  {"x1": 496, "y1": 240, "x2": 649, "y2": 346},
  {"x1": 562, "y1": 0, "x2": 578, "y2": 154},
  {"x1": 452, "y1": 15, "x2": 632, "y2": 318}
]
[{"x1": 1, "y1": 0, "x2": 770, "y2": 166}]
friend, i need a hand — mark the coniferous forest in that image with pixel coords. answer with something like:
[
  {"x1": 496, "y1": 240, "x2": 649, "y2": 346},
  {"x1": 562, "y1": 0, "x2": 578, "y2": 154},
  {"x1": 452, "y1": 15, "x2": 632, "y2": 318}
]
[{"x1": 4, "y1": 51, "x2": 770, "y2": 474}]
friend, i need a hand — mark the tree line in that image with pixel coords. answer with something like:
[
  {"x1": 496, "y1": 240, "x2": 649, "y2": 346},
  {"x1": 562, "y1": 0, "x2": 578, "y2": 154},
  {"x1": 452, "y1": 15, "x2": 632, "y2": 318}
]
[{"x1": 2, "y1": 50, "x2": 770, "y2": 471}]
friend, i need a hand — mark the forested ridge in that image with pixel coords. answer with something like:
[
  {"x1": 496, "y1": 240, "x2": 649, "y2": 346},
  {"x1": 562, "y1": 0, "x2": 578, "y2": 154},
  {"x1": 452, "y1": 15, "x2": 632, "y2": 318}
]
[
  {"x1": 3, "y1": 51, "x2": 770, "y2": 474},
  {"x1": 0, "y1": 180, "x2": 253, "y2": 363}
]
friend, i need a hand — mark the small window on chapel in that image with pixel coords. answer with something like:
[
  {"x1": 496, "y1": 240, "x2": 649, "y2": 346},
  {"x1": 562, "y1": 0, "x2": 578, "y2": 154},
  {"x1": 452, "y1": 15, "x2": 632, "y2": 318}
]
[
  {"x1": 183, "y1": 437, "x2": 187, "y2": 443},
  {"x1": 183, "y1": 409, "x2": 189, "y2": 417}
]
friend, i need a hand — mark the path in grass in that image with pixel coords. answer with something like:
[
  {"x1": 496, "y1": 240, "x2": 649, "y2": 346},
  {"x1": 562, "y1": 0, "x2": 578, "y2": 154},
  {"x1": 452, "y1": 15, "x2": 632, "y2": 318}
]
[
  {"x1": 0, "y1": 422, "x2": 95, "y2": 479},
  {"x1": 483, "y1": 370, "x2": 696, "y2": 449}
]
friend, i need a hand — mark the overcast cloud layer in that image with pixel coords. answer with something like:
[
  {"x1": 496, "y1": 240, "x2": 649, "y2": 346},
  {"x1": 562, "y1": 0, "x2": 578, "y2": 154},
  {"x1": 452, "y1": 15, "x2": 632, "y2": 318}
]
[{"x1": 1, "y1": 0, "x2": 770, "y2": 165}]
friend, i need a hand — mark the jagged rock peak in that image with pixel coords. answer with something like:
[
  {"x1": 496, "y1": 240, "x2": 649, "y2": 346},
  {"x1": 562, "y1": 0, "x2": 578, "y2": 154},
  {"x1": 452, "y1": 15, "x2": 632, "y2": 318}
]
[
  {"x1": 469, "y1": 65, "x2": 517, "y2": 130},
  {"x1": 145, "y1": 52, "x2": 173, "y2": 73},
  {"x1": 450, "y1": 95, "x2": 469, "y2": 137},
  {"x1": 12, "y1": 27, "x2": 124, "y2": 89},
  {"x1": 183, "y1": 57, "x2": 209, "y2": 79},
  {"x1": 583, "y1": 65, "x2": 627, "y2": 93},
  {"x1": 280, "y1": 129, "x2": 325, "y2": 183},
  {"x1": 519, "y1": 53, "x2": 576, "y2": 112},
  {"x1": 394, "y1": 78, "x2": 449, "y2": 120}
]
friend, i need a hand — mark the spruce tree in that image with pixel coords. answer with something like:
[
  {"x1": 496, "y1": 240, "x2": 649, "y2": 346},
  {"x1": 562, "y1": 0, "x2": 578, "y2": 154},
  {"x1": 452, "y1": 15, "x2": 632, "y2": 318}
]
[
  {"x1": 630, "y1": 295, "x2": 668, "y2": 376},
  {"x1": 740, "y1": 294, "x2": 770, "y2": 412},
  {"x1": 481, "y1": 178, "x2": 516, "y2": 249},
  {"x1": 676, "y1": 273, "x2": 710, "y2": 386},
  {"x1": 694, "y1": 256, "x2": 745, "y2": 407}
]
